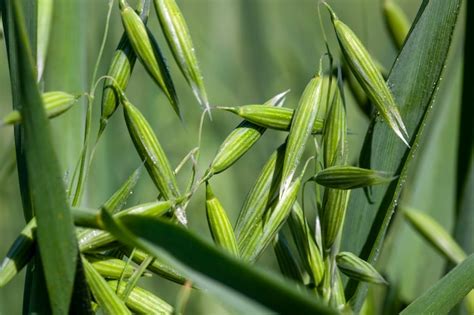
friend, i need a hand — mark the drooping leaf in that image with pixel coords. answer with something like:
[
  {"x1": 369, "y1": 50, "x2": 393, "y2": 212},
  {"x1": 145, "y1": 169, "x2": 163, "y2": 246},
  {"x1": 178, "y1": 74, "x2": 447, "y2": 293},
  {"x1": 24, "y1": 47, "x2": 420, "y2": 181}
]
[{"x1": 101, "y1": 212, "x2": 337, "y2": 315}]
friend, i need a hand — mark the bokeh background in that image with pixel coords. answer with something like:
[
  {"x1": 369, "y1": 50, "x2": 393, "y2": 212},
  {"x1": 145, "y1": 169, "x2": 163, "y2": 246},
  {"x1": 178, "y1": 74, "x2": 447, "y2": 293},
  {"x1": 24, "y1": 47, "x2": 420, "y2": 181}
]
[{"x1": 0, "y1": 0, "x2": 466, "y2": 313}]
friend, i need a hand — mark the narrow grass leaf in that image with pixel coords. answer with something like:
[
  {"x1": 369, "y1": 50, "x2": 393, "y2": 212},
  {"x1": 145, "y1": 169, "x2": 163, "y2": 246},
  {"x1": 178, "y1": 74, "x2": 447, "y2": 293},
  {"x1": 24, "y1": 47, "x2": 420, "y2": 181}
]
[
  {"x1": 82, "y1": 257, "x2": 131, "y2": 314},
  {"x1": 404, "y1": 208, "x2": 467, "y2": 264},
  {"x1": 205, "y1": 183, "x2": 239, "y2": 256},
  {"x1": 336, "y1": 252, "x2": 387, "y2": 285},
  {"x1": 281, "y1": 75, "x2": 323, "y2": 194},
  {"x1": 11, "y1": 1, "x2": 78, "y2": 312},
  {"x1": 401, "y1": 254, "x2": 474, "y2": 315},
  {"x1": 383, "y1": 0, "x2": 411, "y2": 50},
  {"x1": 219, "y1": 105, "x2": 324, "y2": 134},
  {"x1": 313, "y1": 166, "x2": 395, "y2": 190},
  {"x1": 237, "y1": 143, "x2": 285, "y2": 260},
  {"x1": 100, "y1": 211, "x2": 337, "y2": 314},
  {"x1": 2, "y1": 91, "x2": 80, "y2": 125},
  {"x1": 119, "y1": 1, "x2": 180, "y2": 117},
  {"x1": 327, "y1": 4, "x2": 409, "y2": 146},
  {"x1": 108, "y1": 280, "x2": 173, "y2": 314},
  {"x1": 153, "y1": 0, "x2": 209, "y2": 113}
]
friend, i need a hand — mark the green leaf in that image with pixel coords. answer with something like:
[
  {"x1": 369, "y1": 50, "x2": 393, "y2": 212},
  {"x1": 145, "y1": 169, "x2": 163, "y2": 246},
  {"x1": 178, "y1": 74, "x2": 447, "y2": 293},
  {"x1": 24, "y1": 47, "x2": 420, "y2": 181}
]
[
  {"x1": 401, "y1": 254, "x2": 474, "y2": 314},
  {"x1": 341, "y1": 0, "x2": 462, "y2": 309},
  {"x1": 10, "y1": 0, "x2": 79, "y2": 312},
  {"x1": 101, "y1": 212, "x2": 337, "y2": 314}
]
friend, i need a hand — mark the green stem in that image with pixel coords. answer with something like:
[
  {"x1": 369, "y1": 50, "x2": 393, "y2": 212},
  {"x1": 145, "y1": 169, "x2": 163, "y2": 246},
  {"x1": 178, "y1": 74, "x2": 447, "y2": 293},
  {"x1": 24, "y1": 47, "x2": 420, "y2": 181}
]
[{"x1": 70, "y1": 0, "x2": 114, "y2": 206}]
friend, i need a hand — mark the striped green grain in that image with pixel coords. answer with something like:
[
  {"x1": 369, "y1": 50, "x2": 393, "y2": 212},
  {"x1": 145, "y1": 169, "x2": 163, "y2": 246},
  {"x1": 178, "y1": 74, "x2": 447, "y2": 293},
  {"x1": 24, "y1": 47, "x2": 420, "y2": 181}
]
[
  {"x1": 208, "y1": 90, "x2": 288, "y2": 176},
  {"x1": 313, "y1": 166, "x2": 395, "y2": 189},
  {"x1": 321, "y1": 188, "x2": 350, "y2": 250},
  {"x1": 122, "y1": 98, "x2": 186, "y2": 223},
  {"x1": 2, "y1": 91, "x2": 81, "y2": 125},
  {"x1": 288, "y1": 202, "x2": 324, "y2": 286},
  {"x1": 404, "y1": 208, "x2": 467, "y2": 264},
  {"x1": 323, "y1": 88, "x2": 347, "y2": 168},
  {"x1": 108, "y1": 280, "x2": 173, "y2": 314},
  {"x1": 100, "y1": 1, "x2": 150, "y2": 134},
  {"x1": 153, "y1": 0, "x2": 210, "y2": 112},
  {"x1": 205, "y1": 182, "x2": 239, "y2": 256},
  {"x1": 87, "y1": 255, "x2": 138, "y2": 279},
  {"x1": 248, "y1": 174, "x2": 302, "y2": 262},
  {"x1": 236, "y1": 143, "x2": 285, "y2": 260},
  {"x1": 327, "y1": 4, "x2": 409, "y2": 146},
  {"x1": 219, "y1": 105, "x2": 324, "y2": 134},
  {"x1": 281, "y1": 75, "x2": 323, "y2": 194},
  {"x1": 336, "y1": 251, "x2": 387, "y2": 285},
  {"x1": 119, "y1": 1, "x2": 180, "y2": 117},
  {"x1": 83, "y1": 257, "x2": 131, "y2": 314}
]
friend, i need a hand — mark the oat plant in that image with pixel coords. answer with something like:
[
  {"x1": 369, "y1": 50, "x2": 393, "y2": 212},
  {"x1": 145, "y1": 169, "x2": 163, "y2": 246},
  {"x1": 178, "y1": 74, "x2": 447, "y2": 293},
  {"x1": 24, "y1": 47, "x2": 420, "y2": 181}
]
[{"x1": 0, "y1": 0, "x2": 472, "y2": 314}]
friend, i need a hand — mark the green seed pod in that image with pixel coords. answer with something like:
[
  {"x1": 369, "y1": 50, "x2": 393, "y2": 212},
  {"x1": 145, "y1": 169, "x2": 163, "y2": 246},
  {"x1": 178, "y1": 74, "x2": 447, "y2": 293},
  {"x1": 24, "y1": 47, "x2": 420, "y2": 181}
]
[
  {"x1": 404, "y1": 208, "x2": 467, "y2": 264},
  {"x1": 288, "y1": 202, "x2": 324, "y2": 286},
  {"x1": 323, "y1": 88, "x2": 347, "y2": 168},
  {"x1": 100, "y1": 1, "x2": 150, "y2": 133},
  {"x1": 327, "y1": 4, "x2": 409, "y2": 146},
  {"x1": 248, "y1": 174, "x2": 303, "y2": 262},
  {"x1": 313, "y1": 166, "x2": 395, "y2": 189},
  {"x1": 2, "y1": 91, "x2": 80, "y2": 125},
  {"x1": 87, "y1": 255, "x2": 137, "y2": 279},
  {"x1": 383, "y1": 0, "x2": 410, "y2": 50},
  {"x1": 321, "y1": 188, "x2": 350, "y2": 250},
  {"x1": 208, "y1": 90, "x2": 289, "y2": 176},
  {"x1": 273, "y1": 232, "x2": 305, "y2": 283},
  {"x1": 0, "y1": 218, "x2": 36, "y2": 287},
  {"x1": 108, "y1": 280, "x2": 174, "y2": 314},
  {"x1": 205, "y1": 182, "x2": 239, "y2": 256},
  {"x1": 79, "y1": 201, "x2": 173, "y2": 252},
  {"x1": 153, "y1": 0, "x2": 209, "y2": 112},
  {"x1": 336, "y1": 251, "x2": 387, "y2": 285},
  {"x1": 236, "y1": 143, "x2": 285, "y2": 260},
  {"x1": 119, "y1": 1, "x2": 180, "y2": 117},
  {"x1": 125, "y1": 248, "x2": 187, "y2": 285},
  {"x1": 218, "y1": 105, "x2": 324, "y2": 134},
  {"x1": 103, "y1": 167, "x2": 142, "y2": 214},
  {"x1": 330, "y1": 270, "x2": 347, "y2": 310},
  {"x1": 122, "y1": 99, "x2": 185, "y2": 224},
  {"x1": 281, "y1": 75, "x2": 323, "y2": 194},
  {"x1": 83, "y1": 257, "x2": 131, "y2": 314}
]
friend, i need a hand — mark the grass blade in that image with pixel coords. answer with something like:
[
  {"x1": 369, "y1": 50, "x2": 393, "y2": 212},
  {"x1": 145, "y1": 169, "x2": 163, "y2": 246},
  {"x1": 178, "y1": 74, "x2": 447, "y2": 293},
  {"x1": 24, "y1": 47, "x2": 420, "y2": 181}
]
[
  {"x1": 401, "y1": 254, "x2": 474, "y2": 315},
  {"x1": 342, "y1": 0, "x2": 462, "y2": 309},
  {"x1": 101, "y1": 211, "x2": 337, "y2": 314},
  {"x1": 10, "y1": 1, "x2": 79, "y2": 312}
]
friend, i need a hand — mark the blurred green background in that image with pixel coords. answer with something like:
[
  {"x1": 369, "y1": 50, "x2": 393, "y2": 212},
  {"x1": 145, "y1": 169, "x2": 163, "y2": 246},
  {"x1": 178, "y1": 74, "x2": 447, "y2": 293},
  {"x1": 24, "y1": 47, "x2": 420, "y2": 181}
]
[{"x1": 0, "y1": 0, "x2": 465, "y2": 313}]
